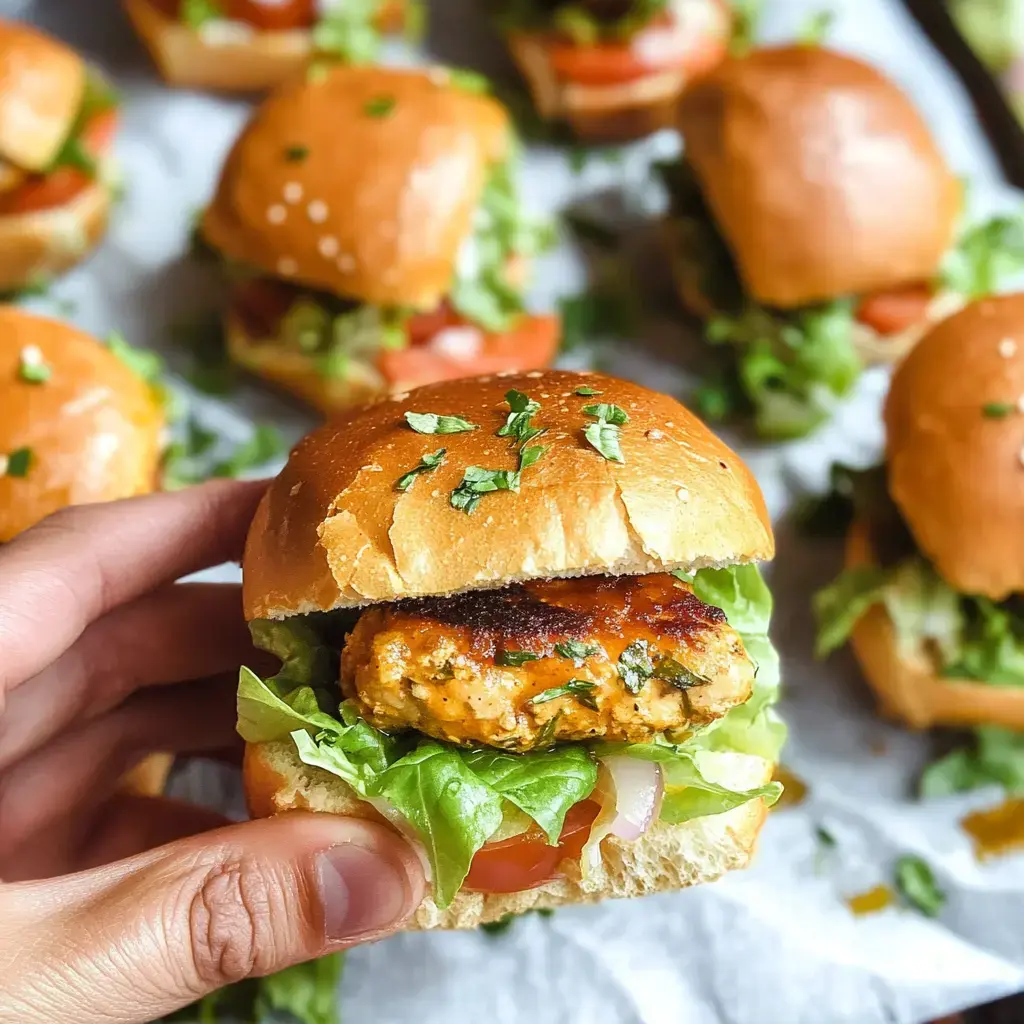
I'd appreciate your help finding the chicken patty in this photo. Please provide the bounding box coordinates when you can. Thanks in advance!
[340,573,754,752]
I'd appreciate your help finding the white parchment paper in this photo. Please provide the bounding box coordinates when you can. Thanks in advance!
[9,0,1024,1020]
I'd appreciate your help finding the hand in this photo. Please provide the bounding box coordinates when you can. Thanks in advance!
[0,482,424,1024]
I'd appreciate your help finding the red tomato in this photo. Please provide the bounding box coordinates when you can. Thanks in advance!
[0,168,92,215]
[463,800,601,895]
[230,277,302,336]
[223,0,317,31]
[546,1,730,86]
[378,313,560,390]
[855,283,934,336]
[405,302,465,347]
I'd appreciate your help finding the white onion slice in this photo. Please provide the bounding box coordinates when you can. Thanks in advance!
[599,756,664,842]
[365,796,433,882]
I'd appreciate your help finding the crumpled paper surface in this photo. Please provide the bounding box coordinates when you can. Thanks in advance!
[10,0,1024,1020]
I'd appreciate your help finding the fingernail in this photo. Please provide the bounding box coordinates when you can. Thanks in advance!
[316,842,414,942]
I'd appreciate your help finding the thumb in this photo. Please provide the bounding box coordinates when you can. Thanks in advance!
[0,811,425,1024]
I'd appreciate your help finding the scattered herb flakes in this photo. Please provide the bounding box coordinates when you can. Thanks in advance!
[575,385,601,396]
[528,678,599,711]
[364,95,397,118]
[983,401,1015,418]
[618,640,654,694]
[652,656,710,689]
[4,447,33,478]
[554,640,600,663]
[18,348,51,384]
[405,411,478,435]
[815,825,837,849]
[284,144,309,162]
[106,331,164,384]
[497,389,543,446]
[894,855,945,918]
[582,402,628,425]
[396,448,446,493]
[584,417,624,464]
[450,465,519,514]
[446,68,491,94]
[518,443,548,471]
[480,915,515,936]
[497,650,540,667]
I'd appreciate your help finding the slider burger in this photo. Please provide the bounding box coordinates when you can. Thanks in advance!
[815,294,1024,731]
[496,0,733,141]
[0,307,168,793]
[237,369,785,928]
[201,66,559,415]
[0,20,119,293]
[124,0,417,92]
[664,45,1020,439]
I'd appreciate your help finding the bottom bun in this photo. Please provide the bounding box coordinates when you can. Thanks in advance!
[846,522,1024,729]
[0,183,108,292]
[245,738,772,930]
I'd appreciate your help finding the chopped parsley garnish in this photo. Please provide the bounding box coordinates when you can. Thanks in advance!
[106,331,164,384]
[894,855,945,918]
[582,402,628,425]
[528,679,599,711]
[652,656,711,689]
[583,406,625,464]
[554,640,600,663]
[450,466,520,514]
[496,650,540,667]
[816,825,837,849]
[5,447,33,478]
[498,389,544,446]
[396,448,446,492]
[575,386,601,396]
[284,145,309,162]
[405,411,478,435]
[518,443,548,471]
[364,95,397,118]
[983,402,1015,418]
[446,68,491,94]
[618,640,653,694]
[18,350,51,384]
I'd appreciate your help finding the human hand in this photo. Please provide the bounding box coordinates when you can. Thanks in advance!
[0,482,424,1024]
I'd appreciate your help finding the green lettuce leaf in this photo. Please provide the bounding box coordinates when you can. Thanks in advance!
[813,566,889,657]
[691,563,772,635]
[922,727,1024,797]
[950,0,1021,71]
[941,211,1024,300]
[944,597,1024,685]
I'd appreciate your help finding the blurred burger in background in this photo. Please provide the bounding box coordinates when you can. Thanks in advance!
[200,65,559,415]
[0,306,169,793]
[494,0,734,140]
[124,0,422,92]
[663,43,1024,439]
[815,294,1024,735]
[0,20,119,294]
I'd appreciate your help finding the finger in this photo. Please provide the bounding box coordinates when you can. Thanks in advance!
[0,479,267,702]
[0,675,240,863]
[2,813,425,1024]
[0,583,258,770]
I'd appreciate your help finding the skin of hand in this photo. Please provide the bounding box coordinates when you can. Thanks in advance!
[0,480,425,1024]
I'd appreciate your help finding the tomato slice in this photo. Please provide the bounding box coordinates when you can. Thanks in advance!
[546,2,730,86]
[231,277,303,337]
[855,283,934,336]
[0,168,93,216]
[223,0,317,31]
[463,800,601,895]
[378,312,560,389]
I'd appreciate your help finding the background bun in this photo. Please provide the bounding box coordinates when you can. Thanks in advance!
[0,19,84,171]
[202,66,511,309]
[846,523,1024,729]
[884,294,1024,599]
[242,369,773,619]
[677,45,960,308]
[244,738,771,930]
[0,308,164,541]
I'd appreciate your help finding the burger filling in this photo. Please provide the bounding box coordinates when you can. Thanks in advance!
[158,0,422,61]
[238,564,784,908]
[660,160,1024,439]
[0,69,119,222]
[221,149,559,390]
[497,0,732,87]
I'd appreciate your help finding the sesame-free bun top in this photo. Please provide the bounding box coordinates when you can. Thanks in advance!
[202,66,511,310]
[242,370,774,619]
[0,308,165,542]
[677,45,960,309]
[884,295,1024,600]
[0,19,85,172]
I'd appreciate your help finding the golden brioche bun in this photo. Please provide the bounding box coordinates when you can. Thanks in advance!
[124,0,407,93]
[202,66,510,309]
[677,46,960,309]
[242,369,773,619]
[884,295,1024,600]
[0,19,84,172]
[244,737,772,930]
[0,179,109,292]
[0,308,165,541]
[846,523,1024,729]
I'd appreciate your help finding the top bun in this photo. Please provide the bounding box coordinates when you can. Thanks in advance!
[243,370,774,619]
[885,295,1024,599]
[0,308,165,542]
[0,19,85,172]
[202,66,511,310]
[677,45,960,309]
